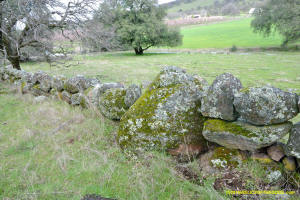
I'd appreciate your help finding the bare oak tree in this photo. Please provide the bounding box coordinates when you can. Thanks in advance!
[0,0,95,70]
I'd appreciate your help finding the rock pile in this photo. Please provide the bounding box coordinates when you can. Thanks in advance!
[1,65,299,173]
[0,65,142,121]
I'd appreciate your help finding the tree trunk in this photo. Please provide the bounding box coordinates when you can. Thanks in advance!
[7,55,21,70]
[134,46,144,55]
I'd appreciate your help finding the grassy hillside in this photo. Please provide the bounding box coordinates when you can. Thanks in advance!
[179,18,283,49]
[167,0,216,14]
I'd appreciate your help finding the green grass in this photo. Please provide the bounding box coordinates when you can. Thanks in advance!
[21,51,300,122]
[0,86,224,199]
[22,51,300,94]
[179,18,283,49]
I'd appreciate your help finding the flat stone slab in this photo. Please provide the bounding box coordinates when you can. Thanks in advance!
[202,119,292,151]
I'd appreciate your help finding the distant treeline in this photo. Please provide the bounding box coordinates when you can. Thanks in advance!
[163,0,267,17]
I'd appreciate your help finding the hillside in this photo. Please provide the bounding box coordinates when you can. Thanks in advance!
[179,18,283,49]
[164,0,264,18]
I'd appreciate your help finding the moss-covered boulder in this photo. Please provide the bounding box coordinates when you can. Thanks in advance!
[117,66,208,153]
[234,86,299,125]
[32,71,53,93]
[203,119,292,151]
[52,75,66,92]
[99,88,128,120]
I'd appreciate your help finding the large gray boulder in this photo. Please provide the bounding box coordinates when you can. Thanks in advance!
[234,87,299,125]
[52,75,66,92]
[71,93,88,108]
[200,73,242,121]
[125,84,142,108]
[202,119,292,151]
[64,75,88,94]
[285,123,300,159]
[118,66,208,153]
[20,71,33,83]
[32,71,53,92]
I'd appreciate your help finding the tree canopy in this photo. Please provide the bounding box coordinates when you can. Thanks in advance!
[251,0,300,46]
[95,0,182,55]
[0,0,94,69]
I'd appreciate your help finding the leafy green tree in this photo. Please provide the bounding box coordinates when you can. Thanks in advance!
[251,0,300,46]
[96,0,182,55]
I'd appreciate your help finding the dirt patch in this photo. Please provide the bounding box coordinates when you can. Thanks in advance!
[175,165,203,185]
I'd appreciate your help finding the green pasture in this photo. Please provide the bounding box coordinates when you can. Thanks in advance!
[179,18,283,49]
[22,51,300,94]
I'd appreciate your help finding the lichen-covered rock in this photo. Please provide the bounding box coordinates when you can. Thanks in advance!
[282,156,296,171]
[202,119,292,151]
[86,84,101,107]
[32,71,53,93]
[61,91,71,104]
[200,73,242,121]
[99,88,128,120]
[118,66,207,153]
[125,84,142,108]
[20,71,33,83]
[64,75,88,94]
[86,78,101,87]
[52,75,66,92]
[285,122,300,159]
[71,93,88,108]
[234,87,299,125]
[267,143,285,162]
[99,82,124,94]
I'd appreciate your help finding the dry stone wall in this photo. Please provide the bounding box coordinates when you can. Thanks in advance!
[1,65,300,171]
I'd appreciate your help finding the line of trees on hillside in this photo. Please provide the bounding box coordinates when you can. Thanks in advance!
[164,0,267,18]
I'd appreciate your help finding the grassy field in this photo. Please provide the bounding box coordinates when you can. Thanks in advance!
[22,51,300,94]
[179,18,283,49]
[0,85,224,200]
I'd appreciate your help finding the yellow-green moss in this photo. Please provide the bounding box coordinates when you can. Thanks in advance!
[84,87,93,96]
[204,119,257,138]
[210,147,241,168]
[239,87,250,93]
[118,84,206,152]
[99,88,127,119]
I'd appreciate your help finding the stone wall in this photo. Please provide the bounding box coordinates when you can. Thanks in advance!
[1,65,299,172]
